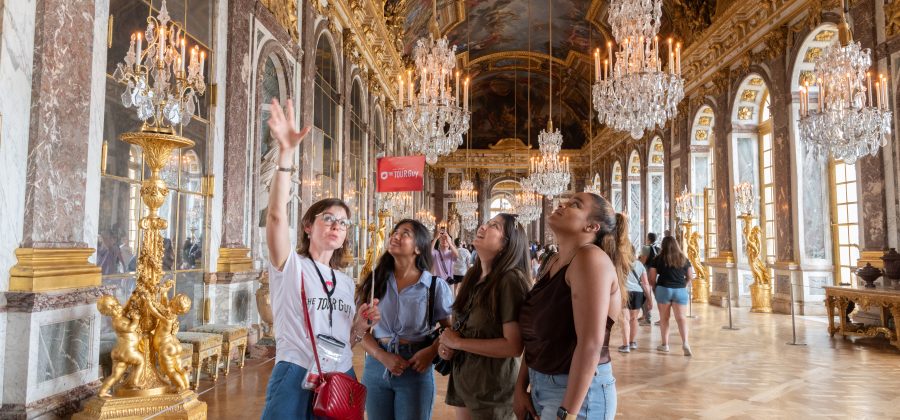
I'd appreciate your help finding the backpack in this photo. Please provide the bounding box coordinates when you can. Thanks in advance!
[645,244,660,268]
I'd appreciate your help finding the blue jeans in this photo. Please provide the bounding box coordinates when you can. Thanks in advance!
[530,363,616,420]
[260,361,356,420]
[362,345,435,420]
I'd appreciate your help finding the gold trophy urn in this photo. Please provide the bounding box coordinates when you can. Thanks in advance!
[77,1,208,417]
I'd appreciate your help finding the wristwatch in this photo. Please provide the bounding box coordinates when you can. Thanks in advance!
[557,407,576,420]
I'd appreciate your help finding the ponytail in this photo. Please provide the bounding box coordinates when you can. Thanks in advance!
[587,193,634,305]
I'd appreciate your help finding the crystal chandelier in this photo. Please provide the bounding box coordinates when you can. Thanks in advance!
[674,187,694,222]
[592,0,684,139]
[798,4,892,165]
[733,182,755,216]
[395,0,471,165]
[524,1,571,200]
[462,211,479,232]
[455,178,479,217]
[512,189,542,223]
[114,0,206,131]
[415,208,436,232]
[383,192,413,219]
[526,122,571,199]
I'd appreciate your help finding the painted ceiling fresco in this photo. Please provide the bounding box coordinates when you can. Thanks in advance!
[387,0,718,148]
[465,70,588,150]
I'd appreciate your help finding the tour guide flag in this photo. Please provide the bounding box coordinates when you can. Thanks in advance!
[377,155,425,192]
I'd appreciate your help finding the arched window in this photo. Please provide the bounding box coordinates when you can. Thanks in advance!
[689,106,716,258]
[314,34,340,199]
[647,137,666,243]
[792,24,858,285]
[490,180,520,219]
[611,161,623,212]
[627,151,642,248]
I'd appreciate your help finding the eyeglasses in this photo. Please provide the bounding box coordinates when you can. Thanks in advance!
[316,213,353,230]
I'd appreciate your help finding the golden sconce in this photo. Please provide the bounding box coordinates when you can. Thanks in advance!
[739,213,773,313]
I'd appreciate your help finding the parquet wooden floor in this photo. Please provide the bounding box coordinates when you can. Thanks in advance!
[192,303,900,419]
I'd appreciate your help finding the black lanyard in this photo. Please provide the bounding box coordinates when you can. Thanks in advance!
[311,261,337,328]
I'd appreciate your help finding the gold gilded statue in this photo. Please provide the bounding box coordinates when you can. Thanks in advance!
[96,296,145,398]
[146,285,192,393]
[740,214,772,313]
[687,230,710,302]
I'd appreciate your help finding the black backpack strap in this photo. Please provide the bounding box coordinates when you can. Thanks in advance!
[426,275,437,328]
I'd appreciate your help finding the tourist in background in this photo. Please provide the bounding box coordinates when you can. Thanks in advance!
[515,192,630,420]
[356,219,454,420]
[433,228,459,282]
[649,236,693,356]
[638,232,660,326]
[618,252,652,353]
[452,237,472,291]
[261,98,378,419]
[439,214,531,419]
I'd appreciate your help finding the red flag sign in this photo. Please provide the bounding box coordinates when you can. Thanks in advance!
[376,156,425,192]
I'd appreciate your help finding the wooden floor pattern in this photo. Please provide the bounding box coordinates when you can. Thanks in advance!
[190,304,900,419]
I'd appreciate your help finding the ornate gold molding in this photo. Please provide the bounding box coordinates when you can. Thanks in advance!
[217,247,254,273]
[9,248,102,292]
[260,0,299,42]
[887,0,900,38]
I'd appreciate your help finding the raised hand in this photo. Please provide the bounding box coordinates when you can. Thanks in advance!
[266,98,310,151]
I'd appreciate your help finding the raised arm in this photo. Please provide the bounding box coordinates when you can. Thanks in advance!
[265,98,310,270]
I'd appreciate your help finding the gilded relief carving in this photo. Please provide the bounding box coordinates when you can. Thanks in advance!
[695,129,709,140]
[737,106,753,120]
[698,116,712,125]
[814,30,836,42]
[749,77,764,86]
[803,47,823,62]
[887,0,900,37]
[741,89,758,102]
[260,0,299,41]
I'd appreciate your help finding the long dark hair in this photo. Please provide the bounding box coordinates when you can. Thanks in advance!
[658,236,689,268]
[453,214,531,319]
[355,219,433,305]
[585,193,633,303]
[297,198,351,269]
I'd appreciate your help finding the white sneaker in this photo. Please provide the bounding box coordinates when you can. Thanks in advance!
[630,341,638,349]
[683,345,693,356]
[617,345,631,353]
[657,344,669,352]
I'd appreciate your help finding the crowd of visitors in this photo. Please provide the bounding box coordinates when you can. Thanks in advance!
[260,99,694,419]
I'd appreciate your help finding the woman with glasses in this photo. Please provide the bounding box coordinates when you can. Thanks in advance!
[355,219,454,420]
[515,193,630,420]
[438,214,531,419]
[260,99,380,420]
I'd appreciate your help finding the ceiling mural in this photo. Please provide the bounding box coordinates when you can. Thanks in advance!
[386,0,721,150]
[466,70,587,150]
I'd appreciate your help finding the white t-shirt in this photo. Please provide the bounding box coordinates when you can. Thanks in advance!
[453,247,471,276]
[268,252,356,373]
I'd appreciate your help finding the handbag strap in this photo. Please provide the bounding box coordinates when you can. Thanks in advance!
[299,271,324,378]
[426,275,436,328]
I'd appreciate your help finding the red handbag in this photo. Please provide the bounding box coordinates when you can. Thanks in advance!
[300,272,367,420]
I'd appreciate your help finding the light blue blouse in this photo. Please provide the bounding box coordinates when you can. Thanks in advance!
[372,270,454,351]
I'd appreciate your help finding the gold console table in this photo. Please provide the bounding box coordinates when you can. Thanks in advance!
[825,284,900,350]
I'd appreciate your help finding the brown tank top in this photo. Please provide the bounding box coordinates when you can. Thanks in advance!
[519,263,615,375]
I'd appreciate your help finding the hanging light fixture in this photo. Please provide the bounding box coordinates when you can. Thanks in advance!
[415,208,436,231]
[114,0,206,129]
[584,27,604,196]
[395,0,471,165]
[798,0,892,164]
[524,0,571,199]
[592,0,684,139]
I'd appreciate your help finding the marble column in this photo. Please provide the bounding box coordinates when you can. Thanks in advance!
[217,0,256,274]
[707,91,737,307]
[4,0,111,417]
[852,0,890,266]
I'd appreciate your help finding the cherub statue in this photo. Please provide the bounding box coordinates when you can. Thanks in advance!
[146,288,192,392]
[97,296,145,398]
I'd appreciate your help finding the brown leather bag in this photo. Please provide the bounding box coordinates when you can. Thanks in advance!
[299,272,367,420]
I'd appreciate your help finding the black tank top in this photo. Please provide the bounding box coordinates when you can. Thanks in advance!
[519,263,615,375]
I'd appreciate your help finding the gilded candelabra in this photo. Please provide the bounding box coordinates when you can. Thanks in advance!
[739,213,773,313]
[359,208,391,282]
[77,1,207,417]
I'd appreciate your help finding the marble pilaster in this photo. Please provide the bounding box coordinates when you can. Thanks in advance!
[221,0,255,250]
[432,168,446,222]
[766,56,797,264]
[713,92,734,254]
[207,0,230,273]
